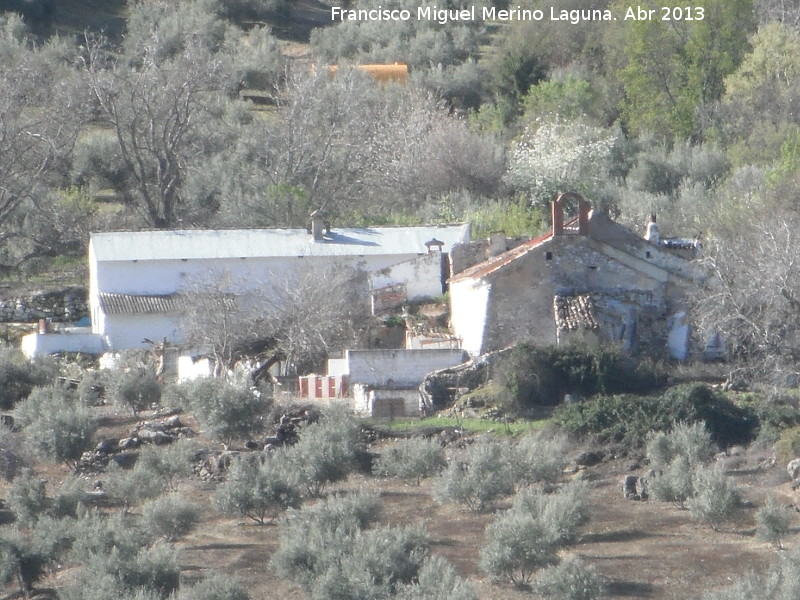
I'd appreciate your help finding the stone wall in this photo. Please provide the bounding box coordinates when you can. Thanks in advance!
[0,287,89,323]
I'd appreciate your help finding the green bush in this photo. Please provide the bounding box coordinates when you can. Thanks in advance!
[166,378,268,445]
[6,468,47,526]
[532,555,606,600]
[285,406,362,497]
[513,481,591,545]
[15,386,96,469]
[756,496,791,549]
[687,463,740,530]
[397,555,477,600]
[0,423,31,481]
[272,492,430,600]
[495,344,663,411]
[373,436,446,485]
[177,574,251,600]
[480,509,560,587]
[134,439,196,492]
[140,493,200,541]
[511,430,570,488]
[212,452,301,524]
[554,384,757,448]
[0,346,59,410]
[433,439,515,512]
[107,369,162,416]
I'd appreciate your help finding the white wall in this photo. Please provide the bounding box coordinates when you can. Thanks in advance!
[91,252,434,351]
[21,332,105,358]
[102,313,182,349]
[449,278,491,356]
[352,384,421,418]
[177,355,214,382]
[340,348,467,387]
[369,253,443,302]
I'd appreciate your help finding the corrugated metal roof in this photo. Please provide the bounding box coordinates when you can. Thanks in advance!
[98,293,188,315]
[90,225,471,263]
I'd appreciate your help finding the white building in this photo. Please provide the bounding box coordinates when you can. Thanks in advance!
[88,220,470,351]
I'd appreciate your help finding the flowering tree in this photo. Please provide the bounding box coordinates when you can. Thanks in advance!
[505,117,618,206]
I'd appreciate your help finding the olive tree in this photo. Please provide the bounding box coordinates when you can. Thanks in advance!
[212,452,300,524]
[433,439,515,512]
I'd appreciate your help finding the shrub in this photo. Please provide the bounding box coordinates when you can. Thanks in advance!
[134,439,196,491]
[286,406,361,497]
[177,574,251,600]
[167,378,268,445]
[433,439,515,512]
[0,346,58,410]
[106,369,162,416]
[495,344,662,411]
[774,426,800,464]
[480,509,560,587]
[273,493,428,600]
[0,528,50,598]
[397,555,478,600]
[140,493,200,541]
[76,369,106,406]
[756,496,791,548]
[554,384,756,448]
[373,436,446,485]
[532,555,606,600]
[514,480,591,545]
[15,386,96,469]
[647,422,717,507]
[52,476,86,519]
[5,468,47,526]
[104,461,168,513]
[0,423,31,481]
[212,452,301,524]
[648,455,696,507]
[688,463,740,530]
[511,430,570,488]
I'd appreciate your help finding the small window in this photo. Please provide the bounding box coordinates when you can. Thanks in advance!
[545,251,553,260]
[646,251,652,258]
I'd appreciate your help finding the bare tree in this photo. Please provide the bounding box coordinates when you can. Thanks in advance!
[694,207,800,383]
[180,272,266,377]
[263,262,371,376]
[0,16,88,266]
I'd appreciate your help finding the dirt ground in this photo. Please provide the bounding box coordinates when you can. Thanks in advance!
[10,410,799,600]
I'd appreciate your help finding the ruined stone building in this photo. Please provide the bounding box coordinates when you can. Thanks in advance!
[449,193,702,358]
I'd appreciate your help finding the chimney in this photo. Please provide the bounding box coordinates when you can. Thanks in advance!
[644,213,659,244]
[551,199,564,236]
[488,232,507,256]
[310,211,324,242]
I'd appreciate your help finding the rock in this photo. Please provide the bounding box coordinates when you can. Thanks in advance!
[787,458,800,481]
[164,415,182,429]
[118,437,139,450]
[138,429,172,445]
[576,451,604,467]
[95,440,116,454]
[622,475,640,500]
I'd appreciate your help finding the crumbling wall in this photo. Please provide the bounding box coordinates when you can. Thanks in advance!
[0,287,88,323]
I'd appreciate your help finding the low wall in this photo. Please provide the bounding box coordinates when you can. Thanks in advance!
[353,384,421,418]
[0,287,88,323]
[21,331,104,358]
